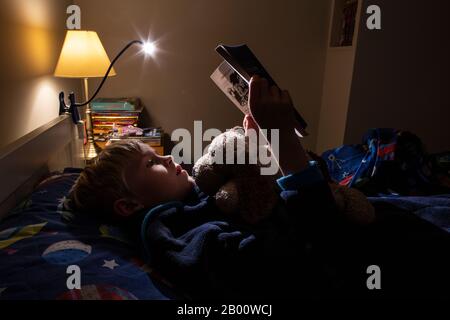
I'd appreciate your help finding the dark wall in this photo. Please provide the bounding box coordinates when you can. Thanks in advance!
[345,0,450,152]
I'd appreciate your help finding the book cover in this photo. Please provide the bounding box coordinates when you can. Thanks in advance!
[93,121,138,126]
[91,110,143,117]
[91,97,142,112]
[211,44,308,132]
[92,116,139,121]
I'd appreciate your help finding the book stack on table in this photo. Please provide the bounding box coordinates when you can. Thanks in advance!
[91,97,143,138]
[91,98,165,155]
[108,127,164,155]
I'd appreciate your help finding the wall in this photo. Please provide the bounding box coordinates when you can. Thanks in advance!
[316,47,357,153]
[74,0,331,154]
[0,0,82,150]
[316,0,362,153]
[345,0,450,153]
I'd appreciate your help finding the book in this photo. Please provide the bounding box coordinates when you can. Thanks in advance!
[108,138,162,147]
[92,115,139,119]
[93,128,113,135]
[90,97,144,141]
[91,97,142,112]
[108,132,162,146]
[210,44,308,132]
[93,121,138,126]
[91,111,143,117]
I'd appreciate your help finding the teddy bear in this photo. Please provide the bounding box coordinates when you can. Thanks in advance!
[192,126,280,224]
[192,126,375,225]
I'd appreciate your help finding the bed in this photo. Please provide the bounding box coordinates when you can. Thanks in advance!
[0,115,177,300]
[0,116,449,299]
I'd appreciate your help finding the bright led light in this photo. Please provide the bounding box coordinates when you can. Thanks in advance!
[142,42,156,55]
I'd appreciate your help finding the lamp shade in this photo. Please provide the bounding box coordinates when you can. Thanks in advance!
[54,30,116,78]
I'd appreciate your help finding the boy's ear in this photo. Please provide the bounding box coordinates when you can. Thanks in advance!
[114,198,144,218]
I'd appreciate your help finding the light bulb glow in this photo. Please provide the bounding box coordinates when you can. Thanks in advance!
[142,42,156,55]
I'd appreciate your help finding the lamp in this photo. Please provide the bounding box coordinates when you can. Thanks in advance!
[54,30,154,160]
[54,30,117,78]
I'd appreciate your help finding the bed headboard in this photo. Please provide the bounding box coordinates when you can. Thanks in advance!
[0,114,85,219]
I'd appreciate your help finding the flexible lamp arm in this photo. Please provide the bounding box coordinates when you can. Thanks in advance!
[75,40,143,107]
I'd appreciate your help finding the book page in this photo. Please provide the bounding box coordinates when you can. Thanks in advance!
[214,44,308,132]
[210,61,250,115]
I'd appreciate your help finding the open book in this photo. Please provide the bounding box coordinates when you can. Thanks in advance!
[210,44,308,133]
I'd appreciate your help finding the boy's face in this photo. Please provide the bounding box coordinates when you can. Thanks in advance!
[124,144,195,208]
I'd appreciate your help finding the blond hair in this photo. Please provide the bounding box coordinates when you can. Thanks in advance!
[68,140,146,222]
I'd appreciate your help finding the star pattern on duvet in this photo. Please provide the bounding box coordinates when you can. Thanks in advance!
[102,259,119,270]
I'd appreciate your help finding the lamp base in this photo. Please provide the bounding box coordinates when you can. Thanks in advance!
[81,78,103,163]
[83,136,102,163]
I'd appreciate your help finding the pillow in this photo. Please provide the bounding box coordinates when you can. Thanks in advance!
[0,168,176,300]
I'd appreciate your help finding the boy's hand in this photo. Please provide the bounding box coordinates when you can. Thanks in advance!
[248,75,309,175]
[243,114,259,136]
[248,75,298,133]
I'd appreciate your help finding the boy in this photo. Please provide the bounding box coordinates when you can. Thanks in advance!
[70,76,345,298]
[69,76,449,299]
[70,75,321,223]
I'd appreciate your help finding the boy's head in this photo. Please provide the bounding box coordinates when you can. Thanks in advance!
[69,140,195,222]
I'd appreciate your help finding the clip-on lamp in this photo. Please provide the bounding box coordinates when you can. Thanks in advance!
[55,33,155,159]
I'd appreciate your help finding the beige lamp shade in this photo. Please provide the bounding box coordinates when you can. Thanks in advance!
[54,30,116,78]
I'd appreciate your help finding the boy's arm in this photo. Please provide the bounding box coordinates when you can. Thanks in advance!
[247,75,309,176]
[247,76,339,229]
[276,162,339,235]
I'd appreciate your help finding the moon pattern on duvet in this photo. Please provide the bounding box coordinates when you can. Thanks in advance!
[42,240,92,265]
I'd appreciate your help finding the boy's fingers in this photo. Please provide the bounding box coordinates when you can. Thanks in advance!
[281,90,307,136]
[270,85,281,100]
[243,115,248,129]
[250,76,270,105]
[249,76,262,108]
[259,77,269,96]
[244,119,260,137]
[247,115,259,132]
[281,90,293,105]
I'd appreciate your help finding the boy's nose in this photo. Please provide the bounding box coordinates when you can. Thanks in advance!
[163,155,174,167]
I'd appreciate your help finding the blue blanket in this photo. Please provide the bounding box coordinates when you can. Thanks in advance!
[139,197,285,299]
[137,183,344,299]
[140,188,450,299]
[368,194,450,233]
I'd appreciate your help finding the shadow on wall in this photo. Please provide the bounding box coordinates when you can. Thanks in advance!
[0,0,81,149]
[344,0,450,153]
